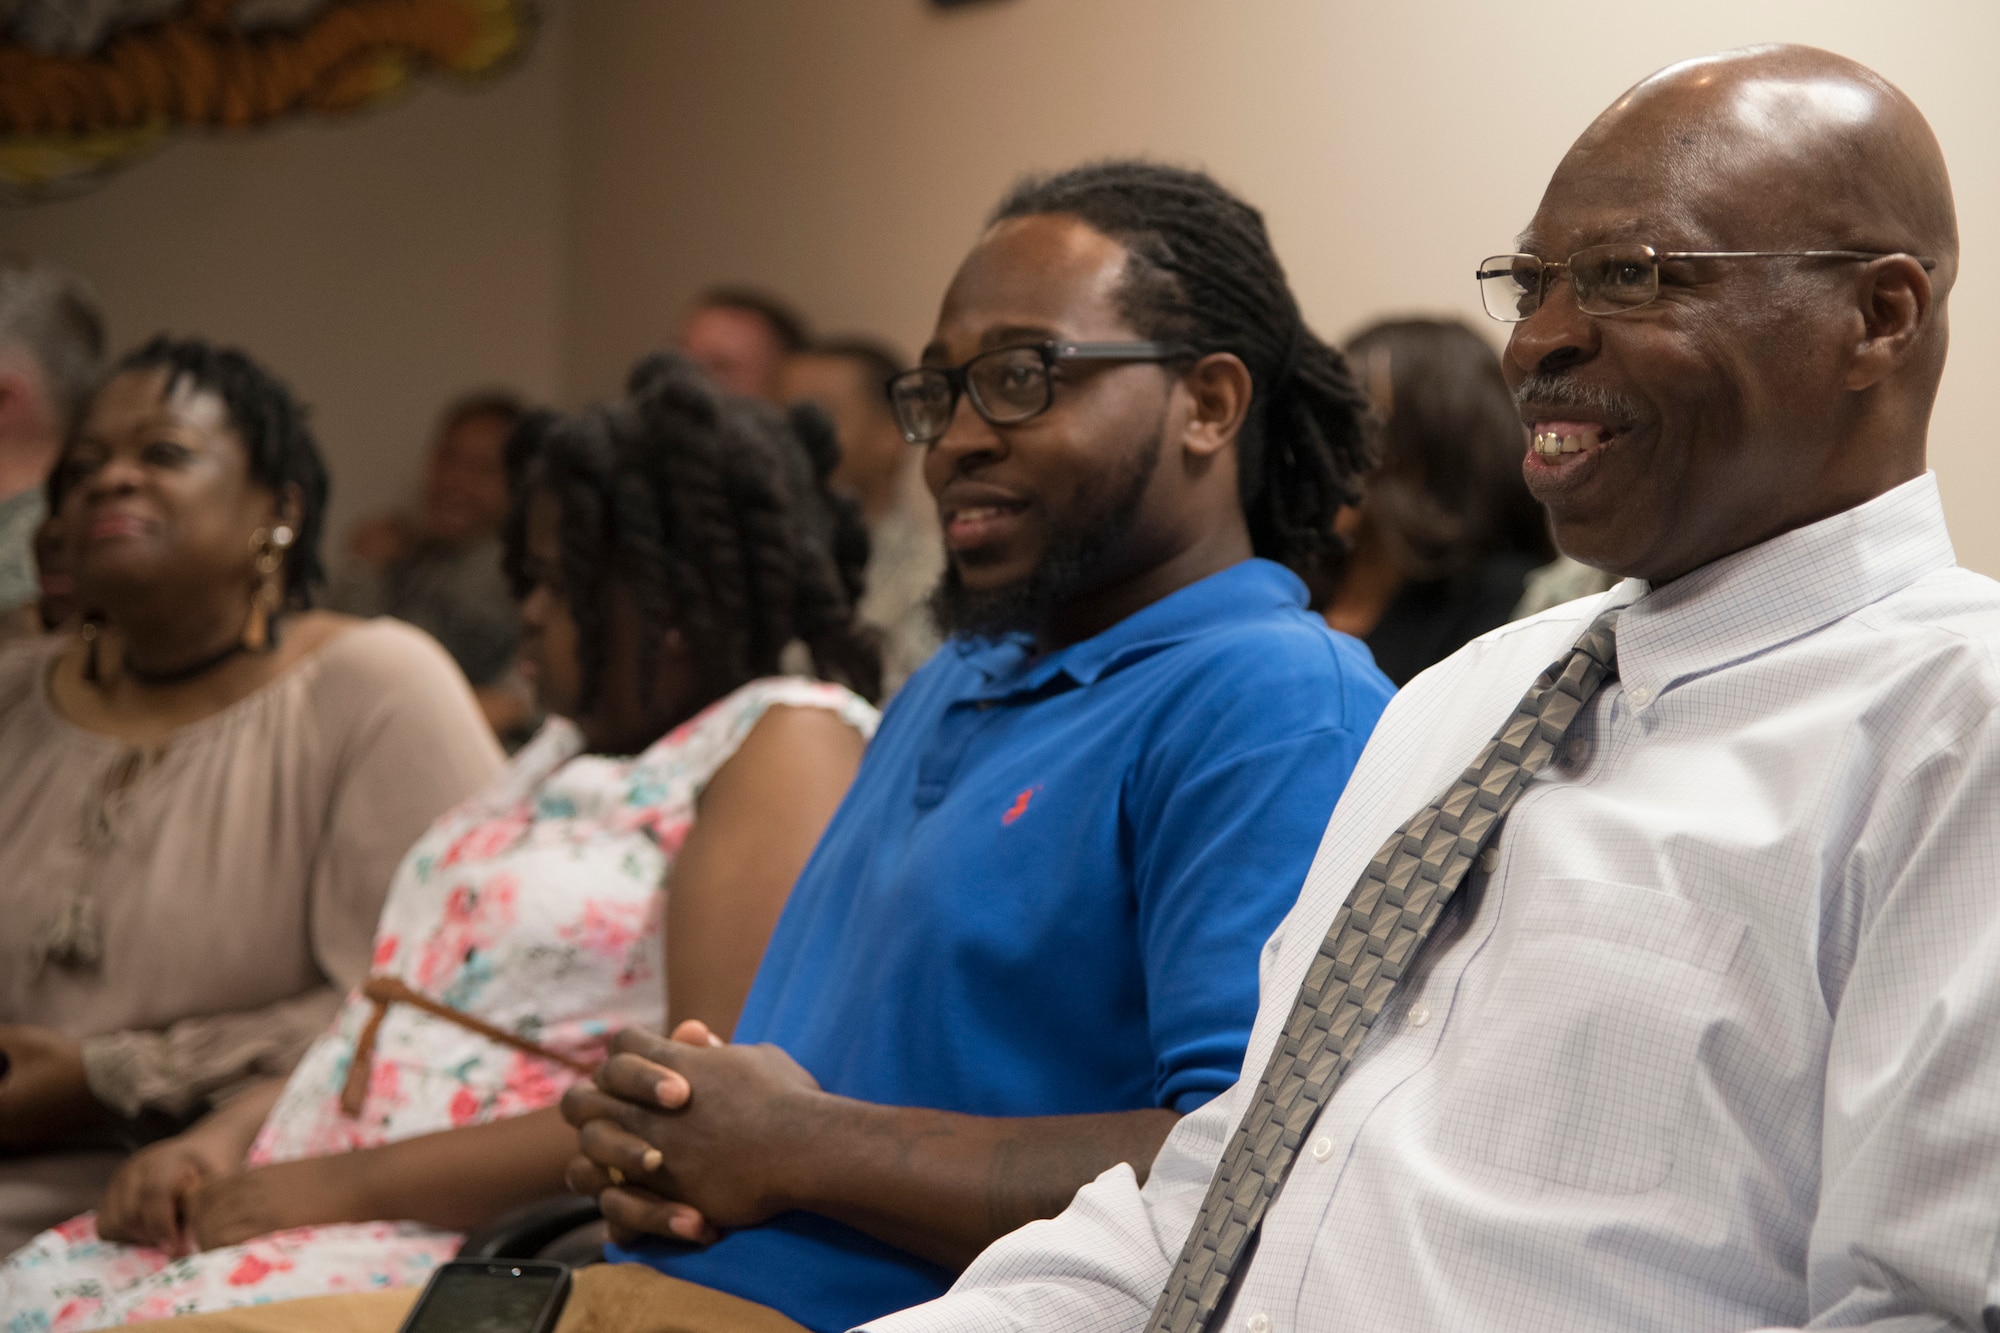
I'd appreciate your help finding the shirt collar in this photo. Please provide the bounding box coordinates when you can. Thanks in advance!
[1616,472,1956,708]
[949,558,1311,700]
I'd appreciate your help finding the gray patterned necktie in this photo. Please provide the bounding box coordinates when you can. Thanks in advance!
[1147,606,1621,1333]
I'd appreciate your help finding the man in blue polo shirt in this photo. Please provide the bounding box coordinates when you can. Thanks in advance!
[559,162,1395,1332]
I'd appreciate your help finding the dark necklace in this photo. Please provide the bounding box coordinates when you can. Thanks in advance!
[123,638,251,688]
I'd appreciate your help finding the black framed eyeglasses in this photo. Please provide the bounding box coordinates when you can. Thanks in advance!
[884,340,1186,445]
[1476,243,1938,322]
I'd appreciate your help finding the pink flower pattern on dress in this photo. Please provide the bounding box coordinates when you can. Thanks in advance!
[411,873,520,996]
[436,811,531,869]
[446,1086,482,1127]
[492,1050,566,1120]
[562,895,652,965]
[0,678,876,1330]
[224,1252,291,1287]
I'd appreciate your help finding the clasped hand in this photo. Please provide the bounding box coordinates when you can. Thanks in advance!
[560,1020,821,1245]
[98,1139,359,1257]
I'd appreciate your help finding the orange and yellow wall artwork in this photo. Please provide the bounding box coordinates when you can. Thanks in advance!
[0,0,533,201]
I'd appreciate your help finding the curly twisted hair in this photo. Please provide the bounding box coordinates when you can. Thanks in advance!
[52,334,329,606]
[991,161,1379,575]
[504,352,881,715]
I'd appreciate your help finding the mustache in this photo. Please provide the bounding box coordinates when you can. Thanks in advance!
[1513,374,1645,429]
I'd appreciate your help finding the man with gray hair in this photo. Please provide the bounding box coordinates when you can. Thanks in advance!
[874,45,2000,1333]
[0,257,104,639]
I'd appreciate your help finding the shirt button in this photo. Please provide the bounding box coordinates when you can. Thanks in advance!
[1562,736,1592,768]
[1408,1003,1431,1028]
[1627,686,1652,709]
[1310,1136,1334,1163]
[1246,1314,1271,1333]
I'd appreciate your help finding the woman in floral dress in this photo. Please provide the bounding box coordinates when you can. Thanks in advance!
[0,354,886,1328]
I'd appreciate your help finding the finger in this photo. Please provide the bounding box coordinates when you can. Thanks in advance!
[138,1166,193,1255]
[563,1083,683,1142]
[564,1080,680,1144]
[568,1107,677,1167]
[577,1119,667,1183]
[186,1190,245,1254]
[180,1187,213,1252]
[670,1019,723,1048]
[99,1161,169,1251]
[564,1153,614,1199]
[96,1192,133,1245]
[168,1166,213,1257]
[559,1079,617,1128]
[606,1027,680,1064]
[98,1162,142,1242]
[596,1052,690,1110]
[564,1085,634,1124]
[597,1186,717,1245]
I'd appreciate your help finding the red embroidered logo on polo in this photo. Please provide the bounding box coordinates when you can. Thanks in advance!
[1001,786,1041,826]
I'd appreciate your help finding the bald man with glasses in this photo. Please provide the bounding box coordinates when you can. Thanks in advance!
[877,45,2000,1333]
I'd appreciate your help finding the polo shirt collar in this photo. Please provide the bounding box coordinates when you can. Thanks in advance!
[1615,472,1956,709]
[949,558,1311,701]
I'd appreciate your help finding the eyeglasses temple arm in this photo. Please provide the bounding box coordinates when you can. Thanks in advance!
[1658,249,1939,270]
[1052,341,1187,360]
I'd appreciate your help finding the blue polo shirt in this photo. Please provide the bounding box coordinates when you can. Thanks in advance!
[611,558,1393,1330]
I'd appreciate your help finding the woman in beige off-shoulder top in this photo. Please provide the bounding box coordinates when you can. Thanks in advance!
[0,338,500,1253]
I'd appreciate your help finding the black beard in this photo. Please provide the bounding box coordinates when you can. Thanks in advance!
[929,429,1163,644]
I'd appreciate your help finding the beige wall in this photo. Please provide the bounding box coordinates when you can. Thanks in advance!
[0,5,572,562]
[3,0,1994,573]
[565,0,2000,572]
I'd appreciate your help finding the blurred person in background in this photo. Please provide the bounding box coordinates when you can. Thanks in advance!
[1512,548,1619,619]
[332,392,533,741]
[781,336,944,692]
[0,352,881,1324]
[1315,318,1554,684]
[0,257,104,644]
[678,285,810,402]
[1511,548,1619,618]
[0,337,502,1255]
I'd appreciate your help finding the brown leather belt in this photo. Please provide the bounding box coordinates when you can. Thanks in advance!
[340,975,596,1118]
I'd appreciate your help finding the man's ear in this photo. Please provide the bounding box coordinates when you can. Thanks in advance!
[1179,352,1254,460]
[1845,255,1933,391]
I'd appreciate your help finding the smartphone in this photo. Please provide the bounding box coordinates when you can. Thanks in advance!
[395,1260,571,1333]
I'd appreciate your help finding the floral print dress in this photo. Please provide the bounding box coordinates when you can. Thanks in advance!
[0,677,877,1331]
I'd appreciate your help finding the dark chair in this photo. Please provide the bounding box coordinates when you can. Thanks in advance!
[458,1196,607,1265]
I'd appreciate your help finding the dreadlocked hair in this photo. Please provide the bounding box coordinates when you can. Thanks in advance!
[991,161,1379,575]
[63,335,330,605]
[505,352,881,717]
